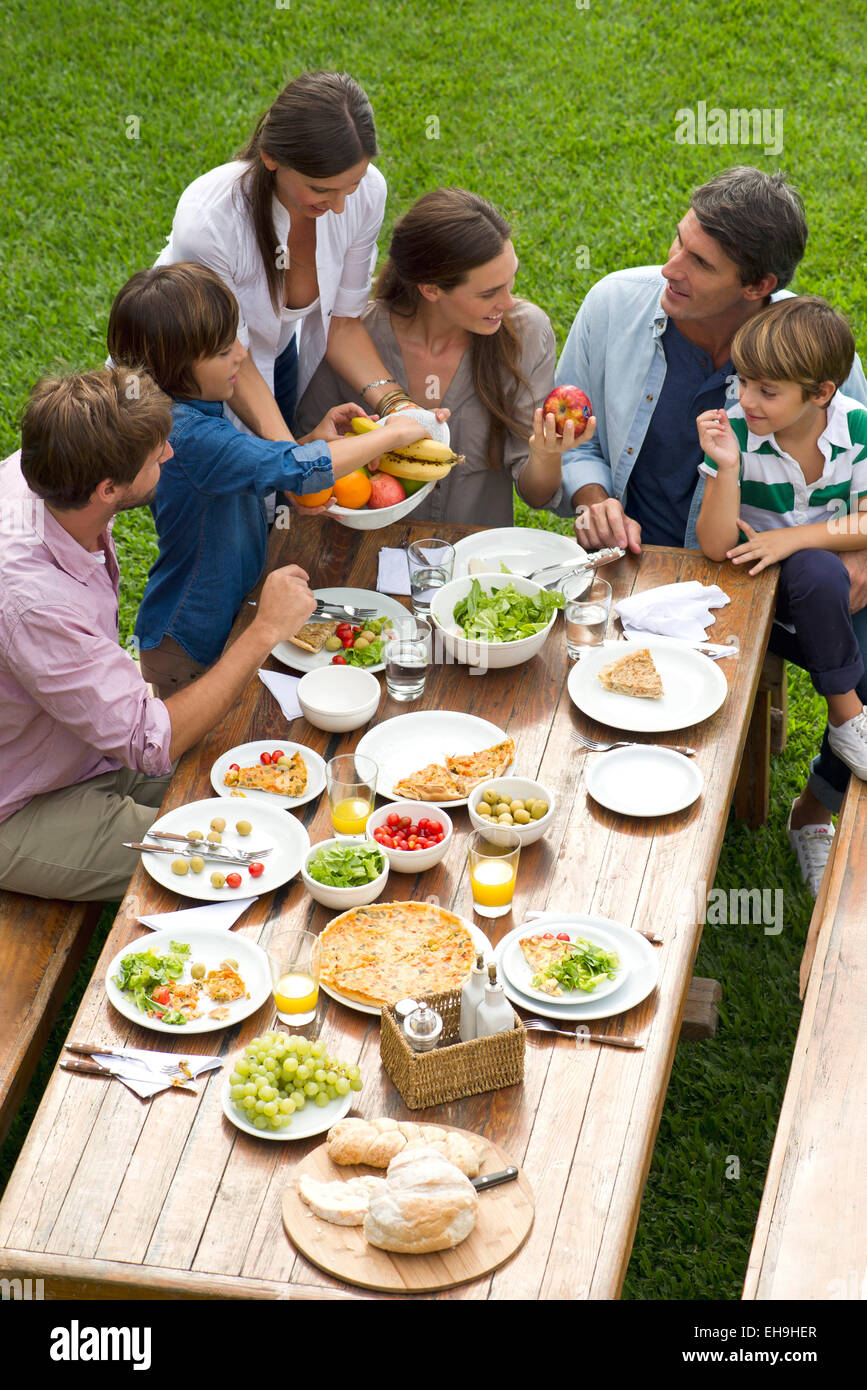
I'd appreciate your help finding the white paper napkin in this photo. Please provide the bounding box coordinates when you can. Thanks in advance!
[137,898,257,933]
[615,581,731,645]
[377,547,412,595]
[258,667,303,720]
[91,1049,222,1100]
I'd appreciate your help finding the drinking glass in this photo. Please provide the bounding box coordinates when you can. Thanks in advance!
[326,754,378,839]
[467,829,521,919]
[563,575,612,659]
[268,928,321,1026]
[407,539,455,616]
[383,616,432,702]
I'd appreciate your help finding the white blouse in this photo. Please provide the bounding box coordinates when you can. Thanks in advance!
[154,159,387,402]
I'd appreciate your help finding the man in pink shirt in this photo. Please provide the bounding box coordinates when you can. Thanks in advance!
[0,368,317,900]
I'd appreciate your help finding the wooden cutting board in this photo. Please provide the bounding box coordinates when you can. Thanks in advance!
[282,1126,534,1293]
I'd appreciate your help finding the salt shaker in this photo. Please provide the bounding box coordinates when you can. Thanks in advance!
[404,1000,443,1052]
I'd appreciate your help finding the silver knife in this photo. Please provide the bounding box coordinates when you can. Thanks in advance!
[124,842,264,867]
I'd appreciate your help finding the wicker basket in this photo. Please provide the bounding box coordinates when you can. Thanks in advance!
[380,988,525,1110]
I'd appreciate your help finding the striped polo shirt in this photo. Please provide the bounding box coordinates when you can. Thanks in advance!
[699,390,867,532]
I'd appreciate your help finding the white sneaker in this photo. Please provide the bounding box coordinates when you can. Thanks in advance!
[827,707,867,779]
[786,802,834,898]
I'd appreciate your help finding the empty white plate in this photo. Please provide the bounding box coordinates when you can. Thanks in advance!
[585,745,703,817]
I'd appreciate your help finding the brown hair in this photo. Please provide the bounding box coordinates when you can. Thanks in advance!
[690,167,808,291]
[236,71,378,312]
[375,188,529,470]
[20,368,172,510]
[107,263,238,398]
[732,295,855,397]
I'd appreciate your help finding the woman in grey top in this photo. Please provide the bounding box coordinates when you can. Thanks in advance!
[295,189,580,527]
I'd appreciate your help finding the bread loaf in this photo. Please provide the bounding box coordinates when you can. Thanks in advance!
[326,1117,487,1176]
[297,1173,386,1226]
[363,1145,478,1254]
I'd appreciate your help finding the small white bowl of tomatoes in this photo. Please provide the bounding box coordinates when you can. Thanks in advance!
[366,801,453,873]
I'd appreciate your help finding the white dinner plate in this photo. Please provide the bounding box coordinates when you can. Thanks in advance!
[501,920,630,1004]
[319,921,494,1016]
[354,710,513,807]
[452,527,587,579]
[271,589,412,673]
[585,746,704,817]
[106,927,272,1036]
[567,638,728,732]
[140,797,310,903]
[494,912,659,1021]
[210,740,326,810]
[221,1076,353,1141]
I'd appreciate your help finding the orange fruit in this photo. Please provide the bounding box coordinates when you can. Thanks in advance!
[332,470,372,509]
[290,486,334,508]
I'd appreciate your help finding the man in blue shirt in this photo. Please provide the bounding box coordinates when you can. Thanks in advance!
[555,166,867,896]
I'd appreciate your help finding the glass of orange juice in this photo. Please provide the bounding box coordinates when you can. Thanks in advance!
[467,829,521,919]
[326,754,378,840]
[268,928,321,1026]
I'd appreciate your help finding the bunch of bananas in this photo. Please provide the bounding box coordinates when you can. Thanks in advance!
[349,415,464,481]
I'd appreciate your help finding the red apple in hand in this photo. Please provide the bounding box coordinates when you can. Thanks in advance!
[542,385,593,438]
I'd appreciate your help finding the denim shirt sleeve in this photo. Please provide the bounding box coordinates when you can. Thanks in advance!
[171,407,334,497]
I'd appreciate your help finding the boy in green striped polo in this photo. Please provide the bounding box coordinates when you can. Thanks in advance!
[696,296,867,887]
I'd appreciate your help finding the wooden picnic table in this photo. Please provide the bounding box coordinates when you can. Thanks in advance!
[0,519,777,1300]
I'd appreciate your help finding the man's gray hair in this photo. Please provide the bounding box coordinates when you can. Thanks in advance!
[690,166,808,292]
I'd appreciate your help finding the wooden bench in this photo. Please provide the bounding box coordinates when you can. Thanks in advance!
[742,775,867,1299]
[734,652,787,828]
[0,892,103,1144]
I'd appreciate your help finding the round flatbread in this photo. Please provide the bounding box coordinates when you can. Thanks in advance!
[320,901,475,1008]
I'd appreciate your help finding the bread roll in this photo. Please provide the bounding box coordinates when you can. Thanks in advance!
[326,1117,487,1176]
[363,1146,478,1254]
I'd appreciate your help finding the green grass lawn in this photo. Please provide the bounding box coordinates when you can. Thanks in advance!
[2,0,863,1299]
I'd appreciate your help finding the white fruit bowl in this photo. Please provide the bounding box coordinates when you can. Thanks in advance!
[364,801,454,873]
[327,479,436,531]
[430,573,559,671]
[467,777,555,847]
[300,838,389,909]
[297,666,381,733]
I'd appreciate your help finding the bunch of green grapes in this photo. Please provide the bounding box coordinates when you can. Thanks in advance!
[228,1030,363,1132]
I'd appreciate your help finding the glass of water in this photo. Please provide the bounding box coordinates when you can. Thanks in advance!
[406,539,455,616]
[384,616,432,702]
[563,575,612,659]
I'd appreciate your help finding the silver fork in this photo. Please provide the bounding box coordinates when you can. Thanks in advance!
[571,730,696,756]
[313,601,377,619]
[145,832,273,861]
[523,1020,643,1049]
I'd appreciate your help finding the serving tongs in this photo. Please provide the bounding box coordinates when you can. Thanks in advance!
[528,547,625,589]
[124,842,270,867]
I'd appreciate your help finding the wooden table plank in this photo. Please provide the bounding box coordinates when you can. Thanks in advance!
[0,518,777,1299]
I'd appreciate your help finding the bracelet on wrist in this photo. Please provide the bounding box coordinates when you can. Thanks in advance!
[360,377,398,398]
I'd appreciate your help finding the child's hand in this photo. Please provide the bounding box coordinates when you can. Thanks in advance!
[378,414,432,450]
[308,402,372,443]
[529,408,597,455]
[697,409,740,473]
[727,521,797,574]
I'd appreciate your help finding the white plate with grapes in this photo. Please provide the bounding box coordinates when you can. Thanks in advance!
[221,1031,363,1140]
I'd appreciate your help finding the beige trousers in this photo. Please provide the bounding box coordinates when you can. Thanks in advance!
[0,767,173,902]
[139,635,207,701]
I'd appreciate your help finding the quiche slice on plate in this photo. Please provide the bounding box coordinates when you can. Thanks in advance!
[225,751,308,797]
[444,737,516,795]
[287,619,339,654]
[597,648,664,699]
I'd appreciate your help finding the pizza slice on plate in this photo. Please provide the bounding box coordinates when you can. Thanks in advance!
[444,737,516,795]
[597,648,663,699]
[287,619,339,654]
[225,751,308,797]
[392,763,463,802]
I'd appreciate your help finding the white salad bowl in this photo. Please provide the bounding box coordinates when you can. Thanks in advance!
[467,776,556,847]
[300,838,389,909]
[430,573,560,671]
[364,801,454,873]
[296,665,381,733]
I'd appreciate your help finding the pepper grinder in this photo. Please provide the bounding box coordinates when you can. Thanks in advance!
[404,1000,443,1052]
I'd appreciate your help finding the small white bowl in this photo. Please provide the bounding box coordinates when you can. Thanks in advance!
[297,665,381,733]
[467,777,555,846]
[300,837,389,909]
[365,801,454,873]
[327,479,437,530]
[430,573,559,671]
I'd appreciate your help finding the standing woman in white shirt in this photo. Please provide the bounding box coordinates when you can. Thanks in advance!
[155,70,430,440]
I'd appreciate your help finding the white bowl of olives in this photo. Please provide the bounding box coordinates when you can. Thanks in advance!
[467,777,555,846]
